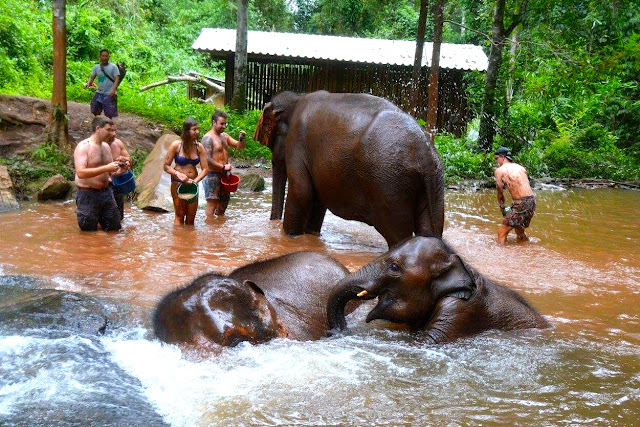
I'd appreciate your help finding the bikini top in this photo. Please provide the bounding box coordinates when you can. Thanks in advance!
[174,142,200,166]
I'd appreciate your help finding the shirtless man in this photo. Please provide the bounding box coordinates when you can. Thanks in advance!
[200,110,245,220]
[74,116,124,231]
[106,124,131,221]
[494,146,536,244]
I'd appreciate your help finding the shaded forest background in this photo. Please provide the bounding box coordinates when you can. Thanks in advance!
[0,0,638,181]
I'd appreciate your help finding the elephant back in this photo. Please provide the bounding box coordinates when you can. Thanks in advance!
[229,251,349,340]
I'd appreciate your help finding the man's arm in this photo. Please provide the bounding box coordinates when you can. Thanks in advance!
[495,169,506,213]
[109,74,120,97]
[116,140,130,162]
[226,131,246,150]
[84,67,96,88]
[74,143,119,179]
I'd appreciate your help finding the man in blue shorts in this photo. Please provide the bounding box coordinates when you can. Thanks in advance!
[85,49,120,119]
[201,110,246,220]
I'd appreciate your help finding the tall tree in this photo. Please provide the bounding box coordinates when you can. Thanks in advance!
[410,0,429,117]
[230,0,248,111]
[426,0,445,135]
[50,0,69,150]
[478,0,528,151]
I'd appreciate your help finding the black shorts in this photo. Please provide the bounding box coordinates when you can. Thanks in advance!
[76,186,122,231]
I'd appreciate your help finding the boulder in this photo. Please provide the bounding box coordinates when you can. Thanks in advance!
[134,133,178,212]
[0,164,19,212]
[37,174,71,201]
[239,173,265,192]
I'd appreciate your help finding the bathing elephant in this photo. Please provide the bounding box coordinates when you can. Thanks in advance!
[327,237,550,344]
[153,251,350,347]
[253,90,445,248]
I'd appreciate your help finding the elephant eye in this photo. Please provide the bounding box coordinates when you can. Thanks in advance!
[389,262,400,273]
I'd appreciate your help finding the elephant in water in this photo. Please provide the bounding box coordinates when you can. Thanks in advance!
[327,237,550,343]
[153,251,350,347]
[253,90,445,248]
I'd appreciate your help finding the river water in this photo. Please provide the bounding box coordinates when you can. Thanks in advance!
[0,183,638,425]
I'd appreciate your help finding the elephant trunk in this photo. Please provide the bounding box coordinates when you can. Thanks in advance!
[326,268,379,334]
[270,134,287,220]
[326,283,362,333]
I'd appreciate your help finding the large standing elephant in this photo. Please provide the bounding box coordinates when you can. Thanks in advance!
[153,251,350,347]
[327,237,550,343]
[253,91,445,248]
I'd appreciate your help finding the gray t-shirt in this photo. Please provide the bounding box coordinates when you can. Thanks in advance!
[91,63,120,94]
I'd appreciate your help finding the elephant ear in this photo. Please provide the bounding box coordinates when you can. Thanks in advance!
[243,280,266,296]
[430,255,476,301]
[253,102,285,148]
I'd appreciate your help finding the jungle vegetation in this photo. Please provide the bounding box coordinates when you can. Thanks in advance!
[0,0,638,181]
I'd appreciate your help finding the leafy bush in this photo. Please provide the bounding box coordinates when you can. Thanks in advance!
[434,134,493,182]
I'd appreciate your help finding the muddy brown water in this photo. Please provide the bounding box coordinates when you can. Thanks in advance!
[1,184,638,425]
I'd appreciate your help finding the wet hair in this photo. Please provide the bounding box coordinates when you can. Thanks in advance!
[91,116,113,132]
[180,117,199,150]
[100,49,110,55]
[212,109,228,124]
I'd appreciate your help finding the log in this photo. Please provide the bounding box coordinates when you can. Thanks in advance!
[139,75,225,93]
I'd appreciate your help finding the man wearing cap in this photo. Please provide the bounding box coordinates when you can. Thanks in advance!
[494,146,536,244]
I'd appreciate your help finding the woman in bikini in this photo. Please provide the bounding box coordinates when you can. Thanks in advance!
[164,118,209,225]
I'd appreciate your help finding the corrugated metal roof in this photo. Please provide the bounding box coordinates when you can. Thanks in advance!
[192,28,488,72]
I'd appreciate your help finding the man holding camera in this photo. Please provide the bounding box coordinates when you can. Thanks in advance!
[73,116,125,231]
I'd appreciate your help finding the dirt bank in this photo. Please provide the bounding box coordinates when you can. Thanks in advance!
[0,94,272,180]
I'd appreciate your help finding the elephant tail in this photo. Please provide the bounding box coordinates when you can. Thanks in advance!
[416,140,445,238]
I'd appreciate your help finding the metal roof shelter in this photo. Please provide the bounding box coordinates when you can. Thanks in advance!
[193,28,488,135]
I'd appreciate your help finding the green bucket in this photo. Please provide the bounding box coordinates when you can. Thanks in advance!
[176,182,199,204]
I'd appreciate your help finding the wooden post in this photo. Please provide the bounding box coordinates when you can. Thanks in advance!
[411,0,429,117]
[230,0,248,111]
[426,0,445,136]
[225,53,235,106]
[51,0,69,151]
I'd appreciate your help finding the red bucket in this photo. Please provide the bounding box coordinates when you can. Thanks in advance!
[221,173,241,192]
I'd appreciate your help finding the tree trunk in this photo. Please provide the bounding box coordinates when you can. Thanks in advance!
[410,0,429,117]
[478,0,528,151]
[50,0,69,151]
[426,0,445,135]
[230,0,248,112]
[506,29,518,105]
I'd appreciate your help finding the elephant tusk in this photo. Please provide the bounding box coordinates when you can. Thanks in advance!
[357,290,368,297]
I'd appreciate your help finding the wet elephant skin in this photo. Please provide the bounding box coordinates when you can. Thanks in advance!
[254,90,445,248]
[154,251,350,347]
[327,237,550,344]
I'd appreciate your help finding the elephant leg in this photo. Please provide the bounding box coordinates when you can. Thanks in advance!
[304,196,326,235]
[283,171,314,236]
[374,209,415,248]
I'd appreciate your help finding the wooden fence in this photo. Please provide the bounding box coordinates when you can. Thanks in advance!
[223,56,469,136]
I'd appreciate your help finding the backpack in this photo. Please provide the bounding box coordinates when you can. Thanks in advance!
[101,62,127,86]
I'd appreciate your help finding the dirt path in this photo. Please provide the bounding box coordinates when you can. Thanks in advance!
[0,94,169,156]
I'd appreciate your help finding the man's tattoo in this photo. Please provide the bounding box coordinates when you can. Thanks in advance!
[201,135,213,151]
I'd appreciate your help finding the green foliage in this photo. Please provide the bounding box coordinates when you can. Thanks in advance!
[434,134,493,182]
[30,142,70,167]
[0,142,74,195]
[129,148,148,177]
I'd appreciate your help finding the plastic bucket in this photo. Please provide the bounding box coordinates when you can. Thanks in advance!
[112,170,135,194]
[221,174,241,193]
[177,182,199,203]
